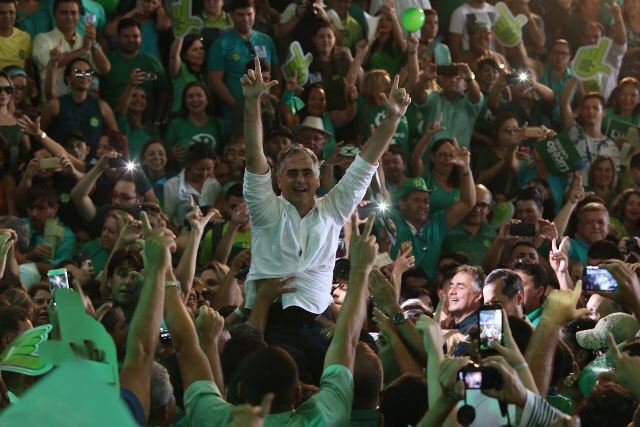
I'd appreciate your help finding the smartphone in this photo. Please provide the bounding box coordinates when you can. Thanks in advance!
[583,266,618,292]
[506,72,529,85]
[458,364,503,390]
[478,304,503,352]
[524,127,546,139]
[358,202,378,221]
[39,157,61,170]
[437,65,459,77]
[509,222,536,237]
[517,145,531,156]
[47,268,69,293]
[84,12,96,26]
[159,319,171,344]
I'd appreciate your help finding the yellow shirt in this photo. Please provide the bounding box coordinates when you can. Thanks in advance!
[0,27,31,69]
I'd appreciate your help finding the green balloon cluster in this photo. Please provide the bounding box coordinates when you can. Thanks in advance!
[401,7,425,33]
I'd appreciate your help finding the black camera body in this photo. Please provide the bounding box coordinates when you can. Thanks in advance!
[458,364,503,390]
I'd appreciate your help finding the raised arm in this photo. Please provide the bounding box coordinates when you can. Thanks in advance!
[360,76,411,165]
[119,212,174,420]
[445,144,476,228]
[324,214,377,371]
[69,154,111,222]
[242,56,278,175]
[168,36,184,77]
[559,77,578,132]
[611,1,627,46]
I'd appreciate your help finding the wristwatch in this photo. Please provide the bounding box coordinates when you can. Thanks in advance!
[390,310,407,325]
[466,72,476,82]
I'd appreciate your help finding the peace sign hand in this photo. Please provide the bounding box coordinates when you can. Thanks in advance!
[241,56,279,100]
[348,212,378,271]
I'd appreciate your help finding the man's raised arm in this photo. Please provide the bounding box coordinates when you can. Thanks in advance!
[242,56,278,175]
[360,75,411,165]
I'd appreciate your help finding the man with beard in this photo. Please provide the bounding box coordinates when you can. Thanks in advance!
[441,184,495,266]
[101,18,168,123]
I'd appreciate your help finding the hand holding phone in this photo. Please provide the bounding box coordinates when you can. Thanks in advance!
[583,266,618,292]
[458,364,503,390]
[478,304,504,352]
[509,222,536,237]
[47,268,69,293]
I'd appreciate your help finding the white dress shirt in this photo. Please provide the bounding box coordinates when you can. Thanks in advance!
[164,170,221,229]
[243,154,377,314]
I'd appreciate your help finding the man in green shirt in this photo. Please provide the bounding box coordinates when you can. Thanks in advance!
[513,261,549,327]
[327,0,363,53]
[389,145,476,281]
[441,184,495,267]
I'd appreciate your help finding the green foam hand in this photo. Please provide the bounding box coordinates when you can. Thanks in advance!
[166,0,203,37]
[492,1,528,47]
[571,37,612,80]
[0,324,53,376]
[282,41,313,85]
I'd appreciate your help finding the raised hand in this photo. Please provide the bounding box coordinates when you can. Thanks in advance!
[493,1,528,47]
[0,231,15,279]
[487,309,528,368]
[606,332,640,396]
[543,279,590,326]
[254,277,296,304]
[549,236,569,276]
[241,56,279,99]
[195,305,225,346]
[140,211,176,269]
[600,260,640,318]
[17,114,41,136]
[536,219,558,242]
[230,203,250,228]
[185,195,223,235]
[380,75,411,120]
[129,68,146,87]
[439,357,470,402]
[451,145,471,168]
[370,268,399,314]
[227,393,274,427]
[481,355,528,406]
[572,37,613,80]
[349,213,378,271]
[425,112,445,136]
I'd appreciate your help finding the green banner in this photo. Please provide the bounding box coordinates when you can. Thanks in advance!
[536,133,587,175]
[606,117,639,141]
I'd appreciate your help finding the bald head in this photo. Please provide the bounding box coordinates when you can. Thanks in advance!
[466,185,492,225]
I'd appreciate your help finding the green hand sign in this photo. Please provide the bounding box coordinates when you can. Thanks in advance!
[166,0,203,37]
[282,41,313,85]
[0,324,53,376]
[492,1,528,47]
[571,37,612,81]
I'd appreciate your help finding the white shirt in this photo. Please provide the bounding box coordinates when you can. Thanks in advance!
[243,155,377,314]
[599,41,626,99]
[163,170,221,229]
[567,123,620,186]
[449,2,497,51]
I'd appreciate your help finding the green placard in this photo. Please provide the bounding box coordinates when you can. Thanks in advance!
[165,0,203,37]
[536,133,588,175]
[0,324,53,376]
[282,41,313,86]
[571,37,613,81]
[492,2,528,47]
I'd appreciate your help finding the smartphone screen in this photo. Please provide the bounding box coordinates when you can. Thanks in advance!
[47,268,69,293]
[458,370,483,389]
[509,222,536,237]
[478,305,503,351]
[159,319,171,344]
[584,266,618,292]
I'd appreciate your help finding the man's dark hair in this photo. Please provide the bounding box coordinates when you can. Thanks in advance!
[118,171,147,198]
[237,346,299,411]
[512,261,549,290]
[453,265,485,293]
[477,57,500,71]
[105,247,144,280]
[484,269,524,297]
[579,381,639,427]
[27,183,58,208]
[226,183,244,200]
[588,240,623,261]
[117,17,140,33]
[227,0,254,11]
[511,239,537,253]
[515,186,543,210]
[353,342,382,410]
[386,144,405,159]
[53,0,81,13]
[380,374,428,427]
[186,141,217,166]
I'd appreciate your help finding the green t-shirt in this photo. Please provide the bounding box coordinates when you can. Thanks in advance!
[367,45,405,77]
[424,169,460,214]
[338,14,364,53]
[116,115,158,161]
[197,222,251,267]
[390,209,449,280]
[526,306,544,327]
[441,222,496,267]
[16,0,52,39]
[79,238,109,275]
[171,62,203,113]
[164,116,227,154]
[568,238,588,265]
[102,50,169,120]
[354,98,410,160]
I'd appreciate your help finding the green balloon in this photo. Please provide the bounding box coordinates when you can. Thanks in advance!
[401,7,425,33]
[95,0,118,14]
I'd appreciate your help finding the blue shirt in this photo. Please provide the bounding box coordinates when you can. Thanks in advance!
[23,217,76,267]
[207,29,279,109]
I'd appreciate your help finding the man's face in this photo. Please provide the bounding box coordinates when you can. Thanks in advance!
[399,191,430,226]
[466,187,492,225]
[227,194,249,227]
[111,181,139,210]
[470,28,492,52]
[54,1,79,33]
[549,43,571,69]
[265,135,291,159]
[421,13,438,40]
[442,74,464,96]
[582,25,603,47]
[447,271,482,320]
[225,142,246,169]
[478,64,499,88]
[579,97,604,127]
[27,200,58,231]
[118,26,142,54]
[277,152,320,210]
[0,2,16,30]
[231,7,255,33]
[515,200,541,224]
[509,244,539,265]
[110,262,140,307]
[100,217,119,252]
[295,129,326,158]
[328,0,351,15]
[577,210,609,244]
[32,289,51,326]
[516,271,545,314]
[631,165,640,185]
[381,151,406,182]
[483,280,523,318]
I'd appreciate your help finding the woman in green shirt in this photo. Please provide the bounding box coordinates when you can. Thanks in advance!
[603,76,640,138]
[418,138,462,214]
[115,78,157,161]
[364,5,407,76]
[164,82,226,169]
[168,34,207,114]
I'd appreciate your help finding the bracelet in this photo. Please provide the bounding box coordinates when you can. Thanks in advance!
[165,280,180,289]
[513,362,529,371]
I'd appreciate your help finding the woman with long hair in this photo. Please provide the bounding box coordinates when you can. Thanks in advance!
[586,155,618,208]
[79,209,135,276]
[610,188,640,238]
[168,34,207,114]
[621,0,640,79]
[115,74,157,160]
[603,77,640,137]
[164,81,226,167]
[364,4,407,76]
[0,70,30,174]
[140,140,169,206]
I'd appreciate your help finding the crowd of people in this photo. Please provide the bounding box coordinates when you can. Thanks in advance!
[4,0,640,425]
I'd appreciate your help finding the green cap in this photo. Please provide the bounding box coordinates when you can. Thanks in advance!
[394,177,430,204]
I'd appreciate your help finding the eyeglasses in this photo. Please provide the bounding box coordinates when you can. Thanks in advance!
[73,69,94,78]
[0,86,13,95]
[112,192,137,202]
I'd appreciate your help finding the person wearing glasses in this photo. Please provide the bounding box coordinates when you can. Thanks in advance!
[40,57,118,155]
[441,184,495,267]
[0,0,31,70]
[0,70,29,175]
[32,0,109,100]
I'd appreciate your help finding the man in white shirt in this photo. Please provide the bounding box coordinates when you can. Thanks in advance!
[241,56,409,315]
[448,0,497,60]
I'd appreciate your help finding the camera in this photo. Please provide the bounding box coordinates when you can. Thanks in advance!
[458,364,503,390]
[508,222,536,237]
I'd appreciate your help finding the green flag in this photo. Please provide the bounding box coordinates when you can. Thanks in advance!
[536,133,587,175]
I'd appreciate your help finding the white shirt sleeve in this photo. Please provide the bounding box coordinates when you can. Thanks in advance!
[607,41,627,72]
[163,177,179,225]
[243,168,282,227]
